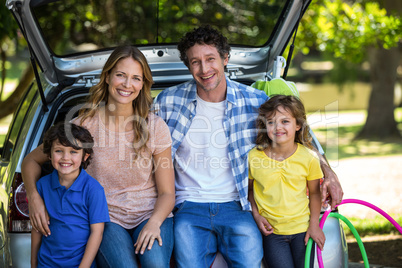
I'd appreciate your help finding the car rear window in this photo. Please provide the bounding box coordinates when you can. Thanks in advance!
[31,0,289,56]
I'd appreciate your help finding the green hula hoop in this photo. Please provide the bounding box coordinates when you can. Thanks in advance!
[304,212,369,268]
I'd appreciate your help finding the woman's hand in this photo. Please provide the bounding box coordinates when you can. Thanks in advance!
[134,220,162,255]
[29,191,51,236]
[22,144,51,236]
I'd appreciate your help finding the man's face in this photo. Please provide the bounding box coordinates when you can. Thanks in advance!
[186,43,228,98]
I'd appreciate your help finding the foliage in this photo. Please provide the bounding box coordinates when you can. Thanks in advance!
[343,214,402,238]
[298,0,402,63]
[311,108,402,160]
[0,3,18,43]
[31,0,285,55]
[0,2,20,99]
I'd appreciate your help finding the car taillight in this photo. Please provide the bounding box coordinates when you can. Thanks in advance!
[8,173,31,232]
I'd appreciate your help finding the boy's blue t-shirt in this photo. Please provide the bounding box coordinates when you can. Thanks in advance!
[36,169,110,268]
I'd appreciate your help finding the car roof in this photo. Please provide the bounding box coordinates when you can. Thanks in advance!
[7,0,310,87]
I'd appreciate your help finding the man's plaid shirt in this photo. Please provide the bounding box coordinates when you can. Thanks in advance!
[153,77,268,211]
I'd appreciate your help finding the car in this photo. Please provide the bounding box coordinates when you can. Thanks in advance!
[1,0,348,267]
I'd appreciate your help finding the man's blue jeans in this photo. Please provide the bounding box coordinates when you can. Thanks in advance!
[173,201,263,268]
[262,232,309,268]
[96,218,173,268]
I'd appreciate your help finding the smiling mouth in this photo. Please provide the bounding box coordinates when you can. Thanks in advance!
[117,89,133,96]
[201,74,214,80]
[60,163,72,167]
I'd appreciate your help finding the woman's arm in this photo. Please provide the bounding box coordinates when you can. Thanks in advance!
[134,147,175,255]
[305,179,326,250]
[21,144,51,236]
[79,223,104,268]
[30,230,42,268]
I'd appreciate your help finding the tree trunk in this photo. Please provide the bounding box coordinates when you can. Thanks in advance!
[0,66,34,119]
[356,46,401,139]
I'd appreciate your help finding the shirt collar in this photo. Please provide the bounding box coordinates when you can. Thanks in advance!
[50,168,86,191]
[225,77,237,105]
[190,76,237,105]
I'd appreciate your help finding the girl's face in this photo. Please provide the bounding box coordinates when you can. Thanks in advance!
[106,57,144,107]
[50,140,89,181]
[265,105,301,146]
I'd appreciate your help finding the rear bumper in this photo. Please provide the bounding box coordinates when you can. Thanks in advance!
[9,233,30,268]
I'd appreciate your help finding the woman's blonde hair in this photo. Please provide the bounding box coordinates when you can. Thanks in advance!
[78,46,154,155]
[255,95,313,150]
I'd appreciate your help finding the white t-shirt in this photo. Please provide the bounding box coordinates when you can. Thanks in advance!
[175,95,239,205]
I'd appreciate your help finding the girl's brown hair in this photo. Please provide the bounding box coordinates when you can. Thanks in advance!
[255,95,312,150]
[78,46,154,155]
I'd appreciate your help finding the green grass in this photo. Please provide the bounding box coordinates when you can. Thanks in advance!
[312,108,402,161]
[342,215,402,239]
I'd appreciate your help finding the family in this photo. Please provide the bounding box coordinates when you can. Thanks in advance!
[22,25,343,268]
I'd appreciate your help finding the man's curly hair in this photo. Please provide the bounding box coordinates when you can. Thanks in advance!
[178,25,231,67]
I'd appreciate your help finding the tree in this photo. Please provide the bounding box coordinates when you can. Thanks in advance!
[298,0,402,139]
[0,3,33,119]
[0,0,282,119]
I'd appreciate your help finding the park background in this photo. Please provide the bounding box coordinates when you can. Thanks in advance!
[1,0,401,266]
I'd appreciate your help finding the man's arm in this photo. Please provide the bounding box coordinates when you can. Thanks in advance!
[317,153,344,208]
[21,144,51,236]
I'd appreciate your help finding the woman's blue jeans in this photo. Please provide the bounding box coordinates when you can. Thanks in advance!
[96,218,173,268]
[173,201,263,268]
[262,232,312,268]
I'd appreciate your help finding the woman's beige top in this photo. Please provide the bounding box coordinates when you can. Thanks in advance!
[74,111,172,229]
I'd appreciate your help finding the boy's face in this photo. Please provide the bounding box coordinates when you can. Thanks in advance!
[50,140,89,180]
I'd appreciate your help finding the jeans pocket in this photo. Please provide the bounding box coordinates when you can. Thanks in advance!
[173,201,187,215]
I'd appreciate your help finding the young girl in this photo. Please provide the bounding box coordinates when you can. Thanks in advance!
[248,95,325,268]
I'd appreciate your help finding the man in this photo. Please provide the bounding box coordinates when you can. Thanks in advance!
[153,25,343,268]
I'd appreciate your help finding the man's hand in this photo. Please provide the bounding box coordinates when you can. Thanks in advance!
[28,192,50,236]
[321,165,344,208]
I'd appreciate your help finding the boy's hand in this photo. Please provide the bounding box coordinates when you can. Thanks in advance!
[134,220,162,255]
[29,192,51,236]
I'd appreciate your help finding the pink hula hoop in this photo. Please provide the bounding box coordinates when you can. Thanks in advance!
[317,198,402,268]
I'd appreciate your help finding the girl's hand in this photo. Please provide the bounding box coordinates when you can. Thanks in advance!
[134,220,162,255]
[253,213,274,236]
[304,225,325,251]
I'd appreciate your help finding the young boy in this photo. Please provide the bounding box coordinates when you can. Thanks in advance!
[30,122,109,268]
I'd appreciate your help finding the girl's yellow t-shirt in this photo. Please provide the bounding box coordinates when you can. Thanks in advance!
[248,144,323,235]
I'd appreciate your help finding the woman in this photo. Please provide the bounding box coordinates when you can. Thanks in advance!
[22,46,175,268]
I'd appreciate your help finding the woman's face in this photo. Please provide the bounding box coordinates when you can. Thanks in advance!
[106,57,144,107]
